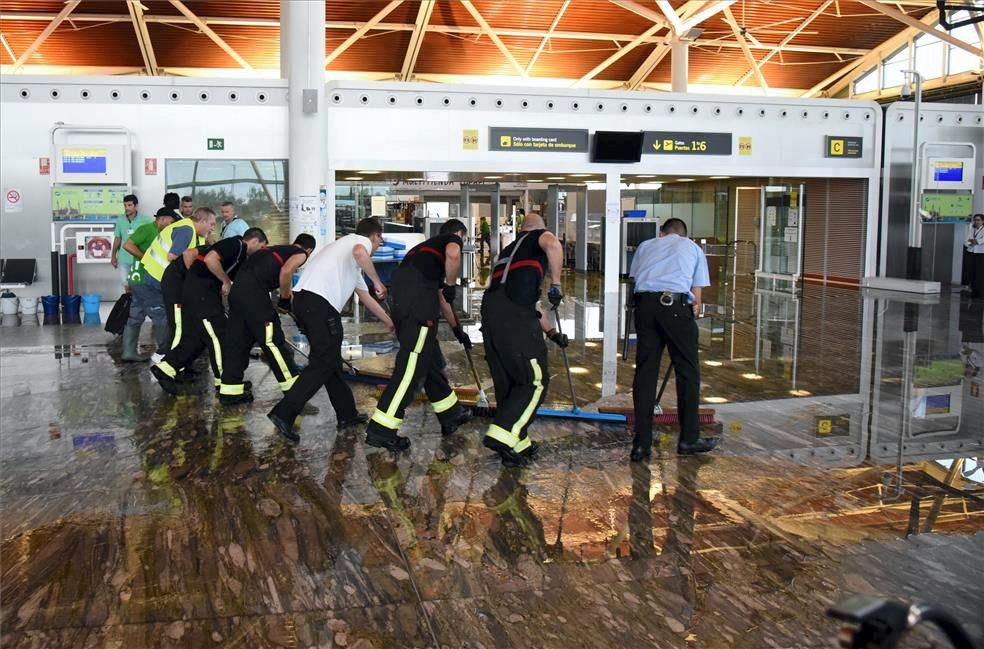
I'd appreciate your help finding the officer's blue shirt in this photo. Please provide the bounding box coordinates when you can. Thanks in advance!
[221,217,249,240]
[629,233,710,299]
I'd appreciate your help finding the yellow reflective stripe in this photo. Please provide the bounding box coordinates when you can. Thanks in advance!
[147,246,169,271]
[385,325,429,419]
[220,383,244,396]
[264,321,293,382]
[514,436,532,453]
[156,361,177,378]
[511,358,543,438]
[202,319,222,375]
[171,305,183,350]
[279,375,298,391]
[213,378,222,387]
[486,424,518,448]
[371,408,403,430]
[431,391,458,413]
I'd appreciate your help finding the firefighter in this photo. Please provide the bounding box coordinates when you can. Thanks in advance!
[151,227,269,395]
[138,207,216,363]
[364,219,472,451]
[218,233,316,405]
[267,218,393,443]
[481,212,567,467]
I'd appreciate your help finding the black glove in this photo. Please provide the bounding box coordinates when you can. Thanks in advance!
[442,283,456,305]
[547,328,569,348]
[452,326,472,350]
[548,284,563,308]
[276,297,292,313]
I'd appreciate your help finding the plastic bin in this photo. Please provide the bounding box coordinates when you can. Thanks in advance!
[62,294,82,321]
[82,293,101,315]
[19,296,38,315]
[41,295,60,318]
[0,296,18,315]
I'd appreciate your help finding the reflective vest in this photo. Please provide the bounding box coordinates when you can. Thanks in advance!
[141,221,204,282]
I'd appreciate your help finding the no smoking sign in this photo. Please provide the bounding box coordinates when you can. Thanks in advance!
[4,188,23,213]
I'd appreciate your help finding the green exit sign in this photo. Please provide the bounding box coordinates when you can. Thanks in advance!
[207,138,225,151]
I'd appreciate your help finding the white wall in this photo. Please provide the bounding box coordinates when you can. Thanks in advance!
[0,76,288,299]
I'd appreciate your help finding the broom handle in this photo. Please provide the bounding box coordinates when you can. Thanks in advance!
[655,362,673,404]
[553,306,578,409]
[464,346,484,391]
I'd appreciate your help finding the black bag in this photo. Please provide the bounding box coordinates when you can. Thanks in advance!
[104,292,132,335]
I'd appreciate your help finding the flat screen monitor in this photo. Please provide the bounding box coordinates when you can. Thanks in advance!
[591,131,644,163]
[62,148,108,174]
[932,161,963,183]
[53,143,127,184]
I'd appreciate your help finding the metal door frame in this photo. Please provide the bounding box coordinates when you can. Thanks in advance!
[460,183,502,260]
[756,183,805,292]
[547,184,589,270]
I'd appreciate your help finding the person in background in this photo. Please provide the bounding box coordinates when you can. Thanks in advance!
[120,208,177,362]
[628,218,716,462]
[220,201,249,240]
[111,194,152,292]
[163,192,180,213]
[268,218,394,443]
[180,196,194,219]
[967,214,984,299]
[480,216,492,258]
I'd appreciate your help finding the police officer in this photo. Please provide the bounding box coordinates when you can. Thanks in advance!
[480,212,567,467]
[628,217,717,462]
[218,234,316,405]
[268,218,394,443]
[139,207,216,363]
[365,219,472,451]
[151,227,269,395]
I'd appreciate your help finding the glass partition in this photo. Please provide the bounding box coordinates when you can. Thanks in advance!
[757,184,805,291]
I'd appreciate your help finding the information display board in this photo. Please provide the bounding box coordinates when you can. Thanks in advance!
[921,193,974,218]
[52,186,128,219]
[488,127,588,152]
[924,157,976,190]
[53,143,128,184]
[642,131,732,155]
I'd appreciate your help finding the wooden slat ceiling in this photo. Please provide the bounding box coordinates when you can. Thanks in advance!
[0,0,941,93]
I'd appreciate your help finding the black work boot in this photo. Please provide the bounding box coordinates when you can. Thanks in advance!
[338,412,369,429]
[268,409,299,444]
[677,437,718,455]
[150,364,179,396]
[439,406,471,436]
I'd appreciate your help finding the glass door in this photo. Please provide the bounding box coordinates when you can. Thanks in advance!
[756,184,805,292]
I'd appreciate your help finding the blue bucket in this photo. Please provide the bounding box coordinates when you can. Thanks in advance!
[41,295,60,318]
[62,295,82,320]
[81,293,101,315]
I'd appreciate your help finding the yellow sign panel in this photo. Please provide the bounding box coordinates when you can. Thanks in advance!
[738,136,752,155]
[817,419,833,435]
[829,139,845,156]
[462,129,479,151]
[499,135,512,148]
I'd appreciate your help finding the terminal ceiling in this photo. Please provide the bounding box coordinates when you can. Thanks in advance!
[0,1,980,97]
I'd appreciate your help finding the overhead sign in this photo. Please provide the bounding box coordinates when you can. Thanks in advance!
[643,131,732,155]
[462,129,479,151]
[489,127,588,152]
[207,138,225,151]
[52,187,128,219]
[738,136,752,156]
[825,135,863,158]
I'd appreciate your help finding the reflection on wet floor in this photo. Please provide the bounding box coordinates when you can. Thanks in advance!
[1,273,983,647]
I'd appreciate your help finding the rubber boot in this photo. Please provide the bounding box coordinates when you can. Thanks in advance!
[121,325,145,362]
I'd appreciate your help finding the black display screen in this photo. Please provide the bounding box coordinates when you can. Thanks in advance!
[591,131,644,163]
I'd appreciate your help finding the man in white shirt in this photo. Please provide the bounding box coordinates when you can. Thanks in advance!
[268,218,393,443]
[628,218,716,461]
[220,201,250,240]
[966,213,984,298]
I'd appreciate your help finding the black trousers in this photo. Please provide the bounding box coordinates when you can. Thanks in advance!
[632,293,700,445]
[219,284,298,396]
[156,274,226,383]
[367,267,459,438]
[480,291,548,454]
[971,253,984,298]
[270,290,358,424]
[161,262,188,353]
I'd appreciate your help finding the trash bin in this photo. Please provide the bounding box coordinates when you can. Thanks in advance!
[19,296,38,315]
[41,295,60,318]
[0,293,18,315]
[82,293,101,315]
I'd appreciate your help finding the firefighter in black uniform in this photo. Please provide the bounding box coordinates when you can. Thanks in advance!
[365,219,472,451]
[481,212,568,467]
[151,227,269,395]
[218,233,316,405]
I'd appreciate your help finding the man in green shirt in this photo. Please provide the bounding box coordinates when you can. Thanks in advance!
[112,194,153,292]
[480,216,491,258]
[119,209,176,361]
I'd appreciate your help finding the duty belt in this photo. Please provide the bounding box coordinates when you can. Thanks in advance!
[637,291,691,306]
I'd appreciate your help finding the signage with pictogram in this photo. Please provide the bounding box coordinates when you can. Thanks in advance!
[4,188,22,213]
[144,158,158,175]
[39,157,50,175]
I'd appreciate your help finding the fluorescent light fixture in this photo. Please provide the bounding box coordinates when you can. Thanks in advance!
[704,396,729,404]
[426,172,450,181]
[344,177,363,181]
[741,373,764,380]
[546,176,566,180]
[570,174,593,177]
[632,182,663,190]
[484,176,503,179]
[406,177,426,181]
[358,171,382,175]
[636,175,657,178]
[675,178,695,182]
[704,360,723,367]
[709,176,731,179]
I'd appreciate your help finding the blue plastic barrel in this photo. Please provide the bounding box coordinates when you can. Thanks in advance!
[61,295,82,320]
[41,295,60,318]
[82,293,101,315]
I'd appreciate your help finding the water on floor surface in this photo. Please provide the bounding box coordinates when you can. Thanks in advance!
[1,273,982,648]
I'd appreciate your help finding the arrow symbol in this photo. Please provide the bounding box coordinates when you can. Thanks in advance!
[652,142,661,151]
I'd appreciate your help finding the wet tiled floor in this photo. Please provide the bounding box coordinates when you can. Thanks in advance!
[1,275,982,648]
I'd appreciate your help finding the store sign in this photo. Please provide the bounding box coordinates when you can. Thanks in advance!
[207,137,225,151]
[825,135,862,158]
[643,131,732,155]
[488,127,588,152]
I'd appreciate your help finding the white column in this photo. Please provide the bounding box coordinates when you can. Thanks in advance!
[279,0,289,79]
[286,0,329,246]
[601,171,622,397]
[671,38,688,92]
